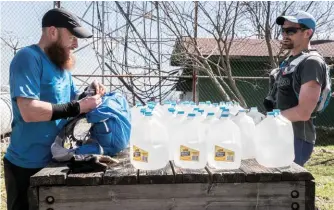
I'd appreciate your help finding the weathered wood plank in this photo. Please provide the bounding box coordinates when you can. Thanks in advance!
[30,162,69,186]
[39,199,306,210]
[181,167,210,183]
[240,159,282,182]
[103,161,138,185]
[170,160,183,183]
[28,186,39,210]
[66,171,104,186]
[103,150,138,185]
[113,147,130,159]
[305,180,316,210]
[171,161,210,183]
[138,161,174,184]
[205,166,245,183]
[276,163,314,181]
[39,182,306,210]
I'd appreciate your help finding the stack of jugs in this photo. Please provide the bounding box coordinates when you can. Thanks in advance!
[130,100,296,170]
[254,110,294,168]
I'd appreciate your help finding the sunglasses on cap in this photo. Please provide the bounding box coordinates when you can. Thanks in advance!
[281,27,308,36]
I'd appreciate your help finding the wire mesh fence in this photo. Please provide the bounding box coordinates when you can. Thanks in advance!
[1,1,334,150]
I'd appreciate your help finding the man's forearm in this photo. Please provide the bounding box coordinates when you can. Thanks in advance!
[281,105,311,122]
[17,97,80,122]
[17,98,53,122]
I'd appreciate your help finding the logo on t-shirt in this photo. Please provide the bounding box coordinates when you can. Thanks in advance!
[278,77,291,87]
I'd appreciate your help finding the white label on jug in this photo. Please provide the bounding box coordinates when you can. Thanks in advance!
[180,145,199,161]
[132,145,148,162]
[214,145,234,162]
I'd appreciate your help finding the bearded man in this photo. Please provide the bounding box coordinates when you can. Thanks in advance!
[3,8,106,210]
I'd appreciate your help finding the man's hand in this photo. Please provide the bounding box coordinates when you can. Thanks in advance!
[91,80,106,96]
[78,94,102,114]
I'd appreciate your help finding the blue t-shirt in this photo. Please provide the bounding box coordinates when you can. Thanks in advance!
[5,44,79,168]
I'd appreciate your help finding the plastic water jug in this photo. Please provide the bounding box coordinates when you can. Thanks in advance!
[165,107,176,126]
[215,106,225,118]
[179,101,194,114]
[173,113,207,169]
[129,108,145,145]
[199,112,217,142]
[131,104,143,122]
[247,107,265,125]
[198,102,206,109]
[207,113,242,169]
[193,107,200,115]
[169,110,186,160]
[273,109,294,161]
[225,102,239,116]
[130,111,169,170]
[273,109,292,127]
[232,109,256,159]
[147,104,163,120]
[255,112,294,168]
[207,103,219,115]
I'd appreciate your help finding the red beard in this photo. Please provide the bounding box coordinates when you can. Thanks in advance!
[45,38,75,70]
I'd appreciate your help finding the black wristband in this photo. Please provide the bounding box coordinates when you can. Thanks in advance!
[51,101,81,121]
[78,91,87,100]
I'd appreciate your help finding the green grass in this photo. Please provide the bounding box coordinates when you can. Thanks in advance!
[0,146,333,210]
[304,145,334,210]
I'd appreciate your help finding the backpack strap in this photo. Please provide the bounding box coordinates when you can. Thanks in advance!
[291,53,317,98]
[290,51,329,117]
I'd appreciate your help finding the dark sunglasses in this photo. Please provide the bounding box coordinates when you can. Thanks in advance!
[281,27,307,36]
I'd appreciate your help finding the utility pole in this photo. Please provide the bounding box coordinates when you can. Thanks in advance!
[156,1,162,104]
[101,1,105,86]
[192,1,198,103]
[53,1,60,8]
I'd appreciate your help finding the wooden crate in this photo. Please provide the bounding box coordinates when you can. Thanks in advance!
[29,153,315,210]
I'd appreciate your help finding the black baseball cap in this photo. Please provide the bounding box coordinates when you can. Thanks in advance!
[42,8,93,39]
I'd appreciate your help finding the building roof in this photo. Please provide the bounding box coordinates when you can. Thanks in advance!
[172,38,334,91]
[173,37,334,58]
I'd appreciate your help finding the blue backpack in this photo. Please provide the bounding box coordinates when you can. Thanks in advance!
[86,91,132,156]
[51,91,132,162]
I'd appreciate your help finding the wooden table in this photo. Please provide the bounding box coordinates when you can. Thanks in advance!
[29,151,315,210]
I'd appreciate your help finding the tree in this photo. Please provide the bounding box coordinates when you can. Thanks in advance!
[0,30,21,55]
[244,1,334,69]
[160,1,248,106]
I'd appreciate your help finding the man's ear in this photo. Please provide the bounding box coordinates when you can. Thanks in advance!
[305,29,313,39]
[48,26,58,41]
